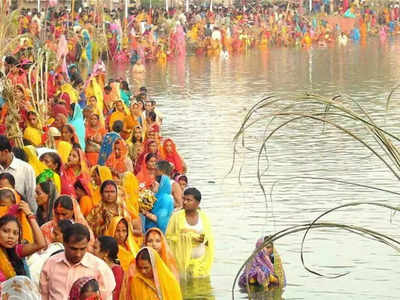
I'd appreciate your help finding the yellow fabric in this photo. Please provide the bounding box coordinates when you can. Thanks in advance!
[23,126,42,147]
[60,83,78,103]
[109,111,127,130]
[91,166,113,206]
[0,248,16,279]
[79,195,94,217]
[166,210,214,279]
[23,146,61,192]
[0,206,33,243]
[122,172,139,218]
[125,247,182,300]
[85,77,105,125]
[23,146,46,176]
[56,141,72,164]
[104,216,139,271]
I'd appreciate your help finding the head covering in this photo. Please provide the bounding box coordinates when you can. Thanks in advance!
[144,227,179,280]
[120,247,182,300]
[36,180,57,224]
[68,104,86,149]
[98,132,121,166]
[105,138,130,175]
[162,138,184,174]
[122,172,139,218]
[56,141,72,164]
[1,276,40,300]
[104,216,139,271]
[68,276,98,300]
[238,237,286,289]
[90,166,113,207]
[0,187,33,243]
[40,196,93,245]
[136,153,156,189]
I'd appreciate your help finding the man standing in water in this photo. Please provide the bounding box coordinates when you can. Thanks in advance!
[166,187,214,278]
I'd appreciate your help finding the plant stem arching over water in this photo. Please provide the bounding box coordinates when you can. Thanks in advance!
[230,92,400,299]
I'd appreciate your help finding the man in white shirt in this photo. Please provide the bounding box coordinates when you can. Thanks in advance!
[0,135,37,212]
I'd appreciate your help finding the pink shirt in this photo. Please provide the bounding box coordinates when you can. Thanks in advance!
[39,252,116,300]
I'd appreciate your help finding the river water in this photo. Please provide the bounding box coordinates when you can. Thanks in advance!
[116,38,400,299]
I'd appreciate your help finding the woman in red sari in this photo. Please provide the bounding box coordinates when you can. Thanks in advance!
[136,153,157,189]
[134,139,159,174]
[162,138,186,175]
[60,148,89,197]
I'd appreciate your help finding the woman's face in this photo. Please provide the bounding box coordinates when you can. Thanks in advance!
[0,221,19,248]
[54,114,65,129]
[137,258,153,279]
[146,157,157,170]
[89,114,99,127]
[36,185,49,207]
[265,243,273,256]
[92,169,101,186]
[114,141,124,158]
[114,220,128,245]
[146,231,162,254]
[178,179,187,191]
[147,131,156,140]
[116,101,124,112]
[92,239,101,257]
[28,113,38,127]
[102,184,117,204]
[55,204,74,221]
[0,179,12,189]
[61,126,73,142]
[89,96,97,107]
[148,142,157,154]
[53,225,63,243]
[165,141,173,153]
[68,149,80,166]
[40,154,57,171]
[137,102,144,110]
[15,87,24,99]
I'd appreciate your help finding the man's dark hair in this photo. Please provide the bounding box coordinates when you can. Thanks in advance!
[184,187,202,202]
[63,223,90,243]
[156,160,173,176]
[0,135,12,152]
[112,120,123,133]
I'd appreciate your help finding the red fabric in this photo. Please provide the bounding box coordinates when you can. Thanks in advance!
[112,265,124,300]
[134,139,159,174]
[162,138,184,174]
[136,153,155,188]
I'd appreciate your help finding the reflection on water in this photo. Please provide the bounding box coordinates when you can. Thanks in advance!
[117,38,400,299]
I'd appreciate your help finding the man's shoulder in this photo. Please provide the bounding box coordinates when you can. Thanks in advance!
[10,157,34,170]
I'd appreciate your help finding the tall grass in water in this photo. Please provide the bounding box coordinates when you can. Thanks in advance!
[230,91,400,299]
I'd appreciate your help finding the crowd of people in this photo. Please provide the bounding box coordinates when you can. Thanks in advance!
[10,0,400,78]
[0,20,219,295]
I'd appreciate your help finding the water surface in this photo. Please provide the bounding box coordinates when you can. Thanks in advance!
[120,38,400,299]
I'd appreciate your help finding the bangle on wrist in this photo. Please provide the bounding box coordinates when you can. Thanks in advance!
[27,214,36,220]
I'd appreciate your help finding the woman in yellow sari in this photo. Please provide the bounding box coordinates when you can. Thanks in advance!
[121,247,182,300]
[90,165,113,207]
[23,111,42,147]
[104,216,139,271]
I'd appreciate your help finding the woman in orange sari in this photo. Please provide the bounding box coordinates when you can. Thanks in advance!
[162,138,185,175]
[60,148,89,197]
[104,216,139,271]
[74,175,94,217]
[144,227,179,280]
[106,138,134,179]
[85,113,107,167]
[61,124,80,148]
[136,153,157,189]
[40,195,94,245]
